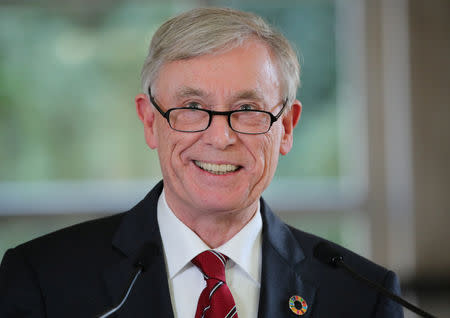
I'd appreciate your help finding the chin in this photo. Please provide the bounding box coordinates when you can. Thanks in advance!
[193,194,250,214]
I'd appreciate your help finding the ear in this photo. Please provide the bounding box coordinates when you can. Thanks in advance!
[279,99,302,155]
[135,93,158,149]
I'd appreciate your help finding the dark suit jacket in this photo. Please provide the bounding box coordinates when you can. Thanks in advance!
[0,181,403,317]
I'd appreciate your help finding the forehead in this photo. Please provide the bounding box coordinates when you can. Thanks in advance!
[153,40,281,103]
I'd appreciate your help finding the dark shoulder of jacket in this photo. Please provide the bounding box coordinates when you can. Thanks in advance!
[285,224,392,283]
[9,212,127,261]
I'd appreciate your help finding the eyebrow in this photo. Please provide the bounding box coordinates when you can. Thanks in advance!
[174,87,265,103]
[232,90,265,102]
[175,87,210,99]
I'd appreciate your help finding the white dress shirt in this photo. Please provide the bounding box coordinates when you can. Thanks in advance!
[157,190,262,318]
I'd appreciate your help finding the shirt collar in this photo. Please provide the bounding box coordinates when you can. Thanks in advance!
[157,189,262,285]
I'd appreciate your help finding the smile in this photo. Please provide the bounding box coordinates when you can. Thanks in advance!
[194,161,240,175]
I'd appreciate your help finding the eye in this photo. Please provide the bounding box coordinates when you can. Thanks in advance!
[186,101,202,109]
[239,104,254,111]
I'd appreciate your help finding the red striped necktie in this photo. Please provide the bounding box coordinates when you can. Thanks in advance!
[192,250,238,318]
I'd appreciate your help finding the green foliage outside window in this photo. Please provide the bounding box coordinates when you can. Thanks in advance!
[0,0,338,182]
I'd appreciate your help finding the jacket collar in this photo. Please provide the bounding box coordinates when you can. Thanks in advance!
[102,180,174,318]
[112,180,164,258]
[258,198,317,318]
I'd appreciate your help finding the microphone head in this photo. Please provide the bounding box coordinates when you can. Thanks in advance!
[313,241,344,267]
[133,242,159,272]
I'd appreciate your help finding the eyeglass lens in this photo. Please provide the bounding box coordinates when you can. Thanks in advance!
[168,108,272,134]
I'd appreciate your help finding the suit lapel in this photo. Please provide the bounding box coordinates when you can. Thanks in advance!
[102,181,174,318]
[258,199,317,318]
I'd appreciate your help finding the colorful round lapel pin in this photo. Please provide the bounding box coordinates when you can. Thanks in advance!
[289,295,308,315]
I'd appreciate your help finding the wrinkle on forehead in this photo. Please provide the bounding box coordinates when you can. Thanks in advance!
[155,39,282,105]
[175,86,267,103]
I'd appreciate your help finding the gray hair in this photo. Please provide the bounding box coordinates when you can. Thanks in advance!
[141,7,300,104]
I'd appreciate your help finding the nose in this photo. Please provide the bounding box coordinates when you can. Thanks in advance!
[202,114,237,149]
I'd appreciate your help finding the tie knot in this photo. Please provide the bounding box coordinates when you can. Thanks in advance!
[192,250,228,282]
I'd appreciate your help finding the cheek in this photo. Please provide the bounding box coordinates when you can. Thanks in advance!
[262,137,280,173]
[154,122,181,167]
[160,130,201,168]
[249,132,280,177]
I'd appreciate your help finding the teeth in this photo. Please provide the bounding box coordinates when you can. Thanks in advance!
[194,161,239,175]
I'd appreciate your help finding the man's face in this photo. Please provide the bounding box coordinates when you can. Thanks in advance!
[136,39,301,218]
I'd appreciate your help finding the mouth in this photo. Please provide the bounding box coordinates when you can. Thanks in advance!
[194,160,241,175]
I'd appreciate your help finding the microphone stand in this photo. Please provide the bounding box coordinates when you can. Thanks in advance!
[97,267,143,318]
[96,243,156,318]
[335,259,436,318]
[314,242,437,318]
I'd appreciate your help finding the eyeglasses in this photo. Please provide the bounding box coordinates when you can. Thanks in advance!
[148,88,288,135]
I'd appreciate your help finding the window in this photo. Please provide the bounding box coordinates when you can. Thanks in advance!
[0,0,369,258]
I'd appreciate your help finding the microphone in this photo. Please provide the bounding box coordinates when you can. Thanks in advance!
[313,242,437,318]
[97,243,157,318]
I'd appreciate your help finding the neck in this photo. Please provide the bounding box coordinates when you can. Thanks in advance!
[165,195,258,248]
[188,206,258,248]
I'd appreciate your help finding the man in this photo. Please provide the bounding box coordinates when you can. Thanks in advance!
[0,7,403,318]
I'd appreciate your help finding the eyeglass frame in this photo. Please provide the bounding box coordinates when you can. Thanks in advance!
[147,88,288,135]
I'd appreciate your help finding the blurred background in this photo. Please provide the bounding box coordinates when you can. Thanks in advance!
[0,0,448,316]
